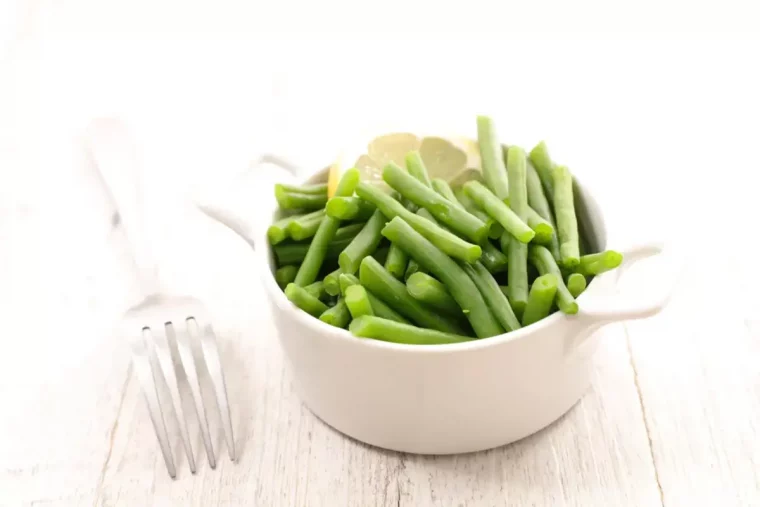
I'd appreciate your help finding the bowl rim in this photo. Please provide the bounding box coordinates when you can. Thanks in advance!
[259,166,610,355]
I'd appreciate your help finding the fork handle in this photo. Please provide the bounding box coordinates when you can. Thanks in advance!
[87,118,161,295]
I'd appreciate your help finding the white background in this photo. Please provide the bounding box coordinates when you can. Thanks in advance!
[1,1,759,505]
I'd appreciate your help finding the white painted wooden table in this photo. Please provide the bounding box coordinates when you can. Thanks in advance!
[1,10,759,505]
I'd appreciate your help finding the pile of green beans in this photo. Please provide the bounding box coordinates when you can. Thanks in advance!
[269,116,624,345]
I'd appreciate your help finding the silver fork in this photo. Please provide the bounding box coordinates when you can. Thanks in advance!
[87,118,235,478]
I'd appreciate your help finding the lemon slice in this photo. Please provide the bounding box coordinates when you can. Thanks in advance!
[327,129,484,197]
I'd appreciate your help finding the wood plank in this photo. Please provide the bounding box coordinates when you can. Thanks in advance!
[626,253,760,507]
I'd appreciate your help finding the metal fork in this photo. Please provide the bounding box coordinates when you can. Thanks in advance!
[87,118,235,478]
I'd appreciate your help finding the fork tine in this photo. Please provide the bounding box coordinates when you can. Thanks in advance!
[194,319,236,461]
[150,324,197,473]
[177,318,217,469]
[132,330,176,478]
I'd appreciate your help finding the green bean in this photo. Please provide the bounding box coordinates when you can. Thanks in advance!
[404,259,424,280]
[406,272,461,314]
[481,241,508,274]
[528,141,555,201]
[268,216,295,245]
[275,183,328,195]
[319,298,351,328]
[381,217,503,338]
[567,273,587,298]
[345,285,375,318]
[338,209,387,274]
[453,187,503,240]
[326,196,376,221]
[528,245,578,314]
[463,181,534,243]
[405,151,433,187]
[350,316,473,345]
[430,178,462,206]
[372,245,389,265]
[576,250,623,276]
[273,223,363,265]
[385,243,409,279]
[505,146,530,316]
[275,265,298,288]
[359,257,466,334]
[522,274,559,326]
[383,162,488,243]
[338,274,411,324]
[526,161,561,259]
[294,169,360,285]
[275,188,327,210]
[356,182,482,263]
[285,283,329,317]
[304,281,327,301]
[552,165,580,269]
[525,208,554,245]
[499,231,510,253]
[288,210,328,241]
[476,115,510,200]
[499,285,509,298]
[461,261,521,332]
[323,268,343,296]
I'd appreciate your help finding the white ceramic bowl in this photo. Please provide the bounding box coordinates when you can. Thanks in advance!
[199,153,673,455]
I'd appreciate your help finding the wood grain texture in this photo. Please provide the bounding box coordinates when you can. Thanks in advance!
[626,254,760,507]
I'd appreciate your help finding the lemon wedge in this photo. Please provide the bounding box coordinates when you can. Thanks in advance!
[327,130,484,197]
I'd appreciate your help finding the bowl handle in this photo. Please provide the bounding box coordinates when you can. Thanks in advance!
[578,241,676,322]
[565,241,680,359]
[195,153,303,251]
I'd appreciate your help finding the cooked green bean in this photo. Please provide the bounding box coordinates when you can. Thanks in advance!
[499,231,510,253]
[463,181,534,243]
[461,261,521,332]
[294,168,360,285]
[525,208,554,245]
[350,316,473,345]
[372,245,389,265]
[528,245,578,314]
[273,222,363,265]
[506,146,530,316]
[381,217,503,338]
[356,182,482,263]
[268,216,295,245]
[405,150,433,187]
[404,259,424,280]
[476,115,510,200]
[522,274,559,326]
[385,243,409,279]
[275,265,298,287]
[288,210,328,241]
[285,283,329,317]
[323,268,343,296]
[453,187,503,240]
[339,209,387,274]
[528,141,555,201]
[275,188,327,210]
[576,250,623,276]
[276,183,328,195]
[338,273,411,324]
[526,161,561,259]
[304,281,327,301]
[326,196,376,221]
[430,178,462,206]
[319,298,351,328]
[552,165,580,269]
[406,272,461,313]
[481,240,508,274]
[359,257,466,334]
[345,285,375,318]
[383,162,488,243]
[567,273,587,298]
